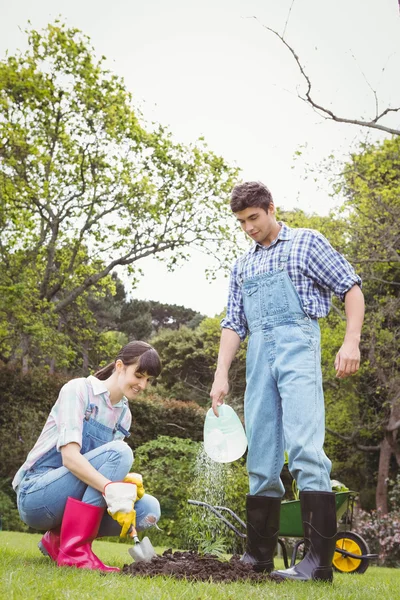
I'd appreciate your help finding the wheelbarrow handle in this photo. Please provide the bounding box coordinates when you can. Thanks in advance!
[187,500,247,539]
[335,548,379,560]
[213,505,246,529]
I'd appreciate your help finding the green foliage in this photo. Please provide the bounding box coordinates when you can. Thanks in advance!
[331,137,400,510]
[0,479,28,532]
[181,451,249,555]
[151,315,247,406]
[0,367,68,479]
[133,436,201,546]
[117,299,203,342]
[130,435,250,553]
[195,534,228,559]
[0,21,240,371]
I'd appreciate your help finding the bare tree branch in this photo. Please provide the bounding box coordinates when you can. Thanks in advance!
[250,17,400,136]
[387,419,400,433]
[165,423,186,431]
[326,427,380,452]
[282,0,296,39]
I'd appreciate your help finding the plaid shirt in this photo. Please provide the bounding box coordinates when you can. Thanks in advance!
[12,375,131,490]
[221,223,361,340]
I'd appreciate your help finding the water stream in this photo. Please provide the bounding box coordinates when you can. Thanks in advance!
[185,444,244,554]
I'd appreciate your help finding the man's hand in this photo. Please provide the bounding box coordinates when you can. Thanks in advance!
[334,339,361,378]
[210,328,241,416]
[210,372,229,416]
[336,285,364,379]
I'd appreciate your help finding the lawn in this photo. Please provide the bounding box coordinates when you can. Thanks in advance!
[0,531,398,600]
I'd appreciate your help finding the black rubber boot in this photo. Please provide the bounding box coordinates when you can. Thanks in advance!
[240,495,281,573]
[272,491,337,582]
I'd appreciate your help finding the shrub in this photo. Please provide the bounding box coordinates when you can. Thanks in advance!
[0,367,68,479]
[129,394,205,448]
[133,435,201,546]
[132,435,250,552]
[388,474,400,511]
[354,507,400,567]
[181,449,249,554]
[0,479,28,532]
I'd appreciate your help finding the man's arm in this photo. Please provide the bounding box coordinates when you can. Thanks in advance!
[334,284,365,378]
[210,328,241,415]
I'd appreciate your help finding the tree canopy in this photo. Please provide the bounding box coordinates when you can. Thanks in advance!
[0,22,240,370]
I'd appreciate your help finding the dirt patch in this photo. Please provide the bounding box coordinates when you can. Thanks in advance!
[122,549,283,583]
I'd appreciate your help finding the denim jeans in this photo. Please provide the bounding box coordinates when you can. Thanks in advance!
[17,440,160,533]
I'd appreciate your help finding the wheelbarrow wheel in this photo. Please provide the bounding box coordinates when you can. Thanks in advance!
[333,531,370,574]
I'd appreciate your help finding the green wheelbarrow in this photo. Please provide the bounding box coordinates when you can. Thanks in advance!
[188,491,378,574]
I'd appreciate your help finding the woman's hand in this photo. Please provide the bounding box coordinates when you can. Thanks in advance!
[123,473,145,499]
[103,481,138,537]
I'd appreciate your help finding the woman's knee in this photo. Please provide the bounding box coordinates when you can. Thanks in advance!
[136,494,161,531]
[108,440,134,473]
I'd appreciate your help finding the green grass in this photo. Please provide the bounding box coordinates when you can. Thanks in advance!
[0,531,398,600]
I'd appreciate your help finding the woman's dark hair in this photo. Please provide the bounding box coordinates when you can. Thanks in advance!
[94,341,162,380]
[230,181,273,213]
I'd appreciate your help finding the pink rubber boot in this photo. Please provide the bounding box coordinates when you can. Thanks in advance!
[57,497,120,572]
[38,526,61,561]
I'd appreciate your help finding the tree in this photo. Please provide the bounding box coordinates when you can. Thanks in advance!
[148,301,203,332]
[251,13,400,512]
[151,315,247,406]
[335,137,400,512]
[116,299,203,342]
[0,22,240,371]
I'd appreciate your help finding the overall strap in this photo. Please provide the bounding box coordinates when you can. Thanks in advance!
[84,398,98,421]
[113,404,131,438]
[237,250,250,285]
[279,229,297,269]
[237,252,248,283]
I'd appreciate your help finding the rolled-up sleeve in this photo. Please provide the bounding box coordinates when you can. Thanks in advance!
[220,261,248,341]
[307,233,362,301]
[55,379,87,451]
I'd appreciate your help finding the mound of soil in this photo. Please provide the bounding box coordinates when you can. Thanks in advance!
[122,549,283,583]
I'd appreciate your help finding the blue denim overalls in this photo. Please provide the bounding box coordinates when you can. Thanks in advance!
[17,395,160,533]
[240,232,332,497]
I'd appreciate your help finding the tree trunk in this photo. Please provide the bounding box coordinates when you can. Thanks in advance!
[21,334,30,375]
[82,341,90,374]
[376,437,392,513]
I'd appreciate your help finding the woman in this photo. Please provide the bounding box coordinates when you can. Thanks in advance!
[12,341,162,572]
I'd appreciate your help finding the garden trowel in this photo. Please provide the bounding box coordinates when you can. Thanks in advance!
[128,525,157,563]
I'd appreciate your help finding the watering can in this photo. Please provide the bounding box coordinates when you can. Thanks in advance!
[203,404,247,463]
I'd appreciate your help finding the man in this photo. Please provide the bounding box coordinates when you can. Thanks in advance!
[210,181,364,582]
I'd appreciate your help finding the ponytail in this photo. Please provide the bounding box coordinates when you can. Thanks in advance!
[94,362,115,380]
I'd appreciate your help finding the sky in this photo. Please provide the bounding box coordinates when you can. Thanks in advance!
[1,0,399,316]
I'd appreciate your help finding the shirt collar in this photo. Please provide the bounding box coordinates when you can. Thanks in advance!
[249,221,292,254]
[87,375,109,396]
[86,375,127,407]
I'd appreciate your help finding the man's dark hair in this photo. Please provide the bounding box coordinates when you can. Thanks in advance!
[230,181,273,213]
